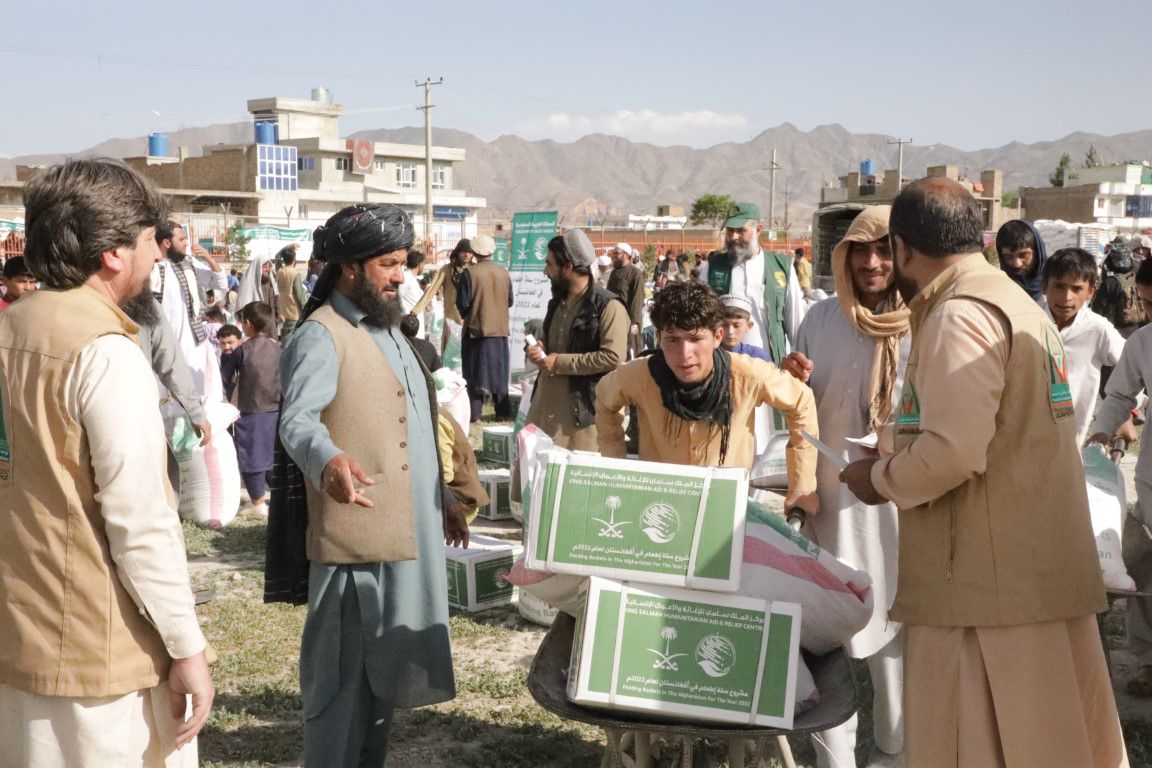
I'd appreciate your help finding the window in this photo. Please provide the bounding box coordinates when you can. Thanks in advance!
[375,159,387,171]
[257,143,297,193]
[336,156,352,172]
[432,163,447,190]
[297,156,315,172]
[395,163,417,188]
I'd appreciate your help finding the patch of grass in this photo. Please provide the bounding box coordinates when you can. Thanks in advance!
[182,515,268,558]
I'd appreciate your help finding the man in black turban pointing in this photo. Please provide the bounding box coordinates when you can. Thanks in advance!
[268,204,468,767]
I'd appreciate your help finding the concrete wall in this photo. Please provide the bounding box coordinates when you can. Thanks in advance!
[1020,184,1098,222]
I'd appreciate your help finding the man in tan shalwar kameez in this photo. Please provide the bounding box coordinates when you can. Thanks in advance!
[841,178,1128,768]
[524,229,628,451]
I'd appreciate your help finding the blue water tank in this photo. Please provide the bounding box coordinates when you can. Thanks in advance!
[148,133,167,157]
[255,122,276,145]
[860,158,875,177]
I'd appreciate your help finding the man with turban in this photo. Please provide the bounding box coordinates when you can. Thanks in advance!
[780,205,909,768]
[270,204,469,767]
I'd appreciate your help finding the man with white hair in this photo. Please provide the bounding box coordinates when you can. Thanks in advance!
[605,241,645,358]
[1132,234,1152,263]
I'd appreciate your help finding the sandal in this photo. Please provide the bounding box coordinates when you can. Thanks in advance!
[1126,665,1152,697]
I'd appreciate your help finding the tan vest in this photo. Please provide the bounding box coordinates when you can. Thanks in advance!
[462,259,511,338]
[441,409,488,514]
[303,304,440,564]
[891,257,1106,627]
[0,286,171,697]
[275,265,301,322]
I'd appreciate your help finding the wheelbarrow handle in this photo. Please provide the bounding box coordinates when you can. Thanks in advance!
[786,508,806,533]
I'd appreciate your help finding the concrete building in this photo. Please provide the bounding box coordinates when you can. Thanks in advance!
[3,89,486,254]
[1021,162,1152,229]
[819,163,1019,232]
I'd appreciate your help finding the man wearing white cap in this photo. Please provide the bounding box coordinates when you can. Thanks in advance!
[606,242,646,357]
[525,229,628,452]
[455,234,514,421]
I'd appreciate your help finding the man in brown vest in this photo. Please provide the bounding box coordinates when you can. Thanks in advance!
[276,203,468,767]
[274,243,307,338]
[0,159,214,766]
[841,178,1127,768]
[455,233,514,421]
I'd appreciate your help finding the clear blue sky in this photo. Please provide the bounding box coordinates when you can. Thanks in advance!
[3,0,1149,157]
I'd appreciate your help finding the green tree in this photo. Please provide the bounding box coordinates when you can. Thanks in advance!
[1001,190,1020,208]
[689,194,738,229]
[1084,144,1102,169]
[1049,153,1072,187]
[224,222,250,267]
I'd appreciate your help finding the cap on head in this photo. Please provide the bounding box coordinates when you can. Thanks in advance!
[719,293,754,316]
[561,229,597,268]
[2,256,35,280]
[470,234,496,257]
[722,202,760,230]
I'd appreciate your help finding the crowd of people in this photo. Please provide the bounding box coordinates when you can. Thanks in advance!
[0,156,1147,768]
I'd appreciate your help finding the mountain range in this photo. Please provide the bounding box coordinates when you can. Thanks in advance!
[4,122,1152,227]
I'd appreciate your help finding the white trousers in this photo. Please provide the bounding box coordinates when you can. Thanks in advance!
[811,631,904,768]
[0,681,197,768]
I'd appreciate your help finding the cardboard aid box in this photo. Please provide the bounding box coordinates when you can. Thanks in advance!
[476,468,513,521]
[445,534,523,611]
[568,577,803,728]
[481,425,515,465]
[525,449,748,591]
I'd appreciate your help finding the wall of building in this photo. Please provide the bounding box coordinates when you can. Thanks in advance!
[1020,185,1099,222]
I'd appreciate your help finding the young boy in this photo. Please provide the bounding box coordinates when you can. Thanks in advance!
[0,256,38,310]
[719,294,772,362]
[595,280,819,516]
[1043,247,1125,444]
[227,303,280,515]
[400,312,442,372]
[996,219,1047,304]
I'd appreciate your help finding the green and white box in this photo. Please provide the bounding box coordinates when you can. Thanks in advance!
[476,468,513,521]
[568,577,802,729]
[481,425,515,465]
[445,534,523,611]
[525,450,748,591]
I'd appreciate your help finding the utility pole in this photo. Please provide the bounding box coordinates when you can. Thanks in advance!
[767,147,781,235]
[887,137,913,191]
[416,77,444,247]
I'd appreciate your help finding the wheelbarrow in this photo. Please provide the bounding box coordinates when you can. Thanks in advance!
[527,612,858,768]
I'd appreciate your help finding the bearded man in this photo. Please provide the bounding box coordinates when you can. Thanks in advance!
[273,203,468,767]
[524,229,628,451]
[0,159,213,767]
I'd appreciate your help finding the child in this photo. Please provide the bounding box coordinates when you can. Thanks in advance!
[229,303,280,515]
[0,256,38,310]
[996,219,1048,304]
[218,324,243,402]
[719,294,772,362]
[203,306,228,352]
[400,312,441,372]
[1042,248,1125,444]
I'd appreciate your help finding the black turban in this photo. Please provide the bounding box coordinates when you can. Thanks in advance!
[311,203,414,265]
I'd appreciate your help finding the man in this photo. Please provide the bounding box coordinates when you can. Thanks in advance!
[1041,247,1124,445]
[455,234,514,421]
[1132,234,1152,263]
[433,238,472,347]
[605,241,646,358]
[276,203,467,767]
[525,229,628,452]
[996,219,1047,304]
[704,202,806,363]
[153,220,228,396]
[793,246,814,299]
[0,255,38,310]
[841,178,1126,768]
[719,294,772,362]
[779,205,909,768]
[595,280,819,518]
[399,248,427,338]
[274,243,308,338]
[0,159,213,766]
[236,255,279,325]
[595,253,613,288]
[1089,257,1152,699]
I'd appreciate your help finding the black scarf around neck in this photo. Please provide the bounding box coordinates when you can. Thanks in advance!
[647,348,733,465]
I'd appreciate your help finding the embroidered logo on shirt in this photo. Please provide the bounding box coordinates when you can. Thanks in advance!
[773,270,787,289]
[1045,328,1074,420]
[896,382,921,435]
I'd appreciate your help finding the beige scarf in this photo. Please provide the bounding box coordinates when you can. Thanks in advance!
[831,205,910,432]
